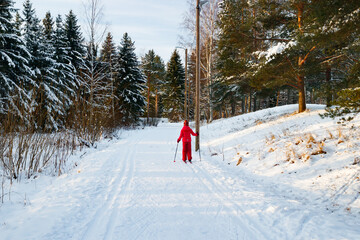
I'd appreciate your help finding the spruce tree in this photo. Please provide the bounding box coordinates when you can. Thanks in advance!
[42,11,54,40]
[100,32,118,125]
[14,11,22,36]
[114,33,146,125]
[100,32,117,66]
[64,10,86,76]
[22,0,60,131]
[53,14,76,112]
[63,10,87,131]
[0,0,33,124]
[141,49,166,122]
[163,50,185,122]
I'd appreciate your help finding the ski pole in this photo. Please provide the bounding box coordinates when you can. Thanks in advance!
[174,142,179,162]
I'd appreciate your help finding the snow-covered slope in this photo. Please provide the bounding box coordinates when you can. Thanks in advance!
[1,104,359,239]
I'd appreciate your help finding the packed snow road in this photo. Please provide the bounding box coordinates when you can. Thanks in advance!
[1,123,269,240]
[1,112,360,239]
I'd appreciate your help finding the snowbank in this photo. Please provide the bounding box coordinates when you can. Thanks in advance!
[202,104,360,216]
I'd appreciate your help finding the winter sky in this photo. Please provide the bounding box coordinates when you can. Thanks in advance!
[13,0,190,63]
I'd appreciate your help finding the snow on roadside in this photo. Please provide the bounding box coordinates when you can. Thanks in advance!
[1,104,360,239]
[201,104,360,226]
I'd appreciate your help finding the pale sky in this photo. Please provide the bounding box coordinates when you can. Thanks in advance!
[13,0,190,63]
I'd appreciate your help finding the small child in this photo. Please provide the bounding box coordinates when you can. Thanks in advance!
[177,120,199,163]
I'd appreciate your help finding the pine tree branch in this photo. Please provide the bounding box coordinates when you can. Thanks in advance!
[299,46,316,66]
[347,55,359,63]
[284,55,300,79]
[237,31,290,42]
[320,54,345,64]
[254,37,291,42]
[285,82,299,90]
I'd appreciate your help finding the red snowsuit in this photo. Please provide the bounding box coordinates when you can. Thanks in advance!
[177,124,198,161]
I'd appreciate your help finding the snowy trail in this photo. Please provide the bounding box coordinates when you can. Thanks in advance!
[2,111,360,239]
[1,124,270,240]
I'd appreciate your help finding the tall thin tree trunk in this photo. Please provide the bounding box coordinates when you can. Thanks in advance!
[241,96,245,114]
[253,93,257,111]
[325,64,332,106]
[298,75,306,112]
[297,3,306,113]
[248,92,252,113]
[155,89,158,119]
[147,80,150,124]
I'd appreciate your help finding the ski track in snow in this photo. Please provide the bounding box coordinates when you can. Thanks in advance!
[1,125,271,240]
[1,106,360,240]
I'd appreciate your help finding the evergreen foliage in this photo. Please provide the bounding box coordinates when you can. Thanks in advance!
[141,49,166,121]
[53,14,76,110]
[321,88,360,122]
[214,0,360,115]
[64,10,86,75]
[0,0,33,123]
[100,32,117,66]
[100,32,118,126]
[114,33,146,125]
[0,0,358,134]
[163,50,185,122]
[22,0,61,131]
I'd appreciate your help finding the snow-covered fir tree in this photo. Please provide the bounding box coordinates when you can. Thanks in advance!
[114,33,146,125]
[14,11,22,36]
[53,14,76,112]
[163,50,185,122]
[22,0,61,131]
[64,10,87,76]
[63,10,87,131]
[0,0,33,124]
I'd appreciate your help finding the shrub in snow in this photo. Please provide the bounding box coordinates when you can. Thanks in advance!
[321,88,360,123]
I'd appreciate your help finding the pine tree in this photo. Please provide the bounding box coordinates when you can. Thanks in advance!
[308,0,360,105]
[114,33,146,125]
[0,0,33,124]
[163,50,185,122]
[141,49,166,123]
[215,0,258,116]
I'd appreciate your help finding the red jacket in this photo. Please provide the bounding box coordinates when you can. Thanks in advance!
[178,125,198,143]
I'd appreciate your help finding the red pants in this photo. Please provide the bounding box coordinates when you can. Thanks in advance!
[182,142,192,161]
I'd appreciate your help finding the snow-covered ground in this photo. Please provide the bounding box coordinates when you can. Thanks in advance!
[1,104,360,239]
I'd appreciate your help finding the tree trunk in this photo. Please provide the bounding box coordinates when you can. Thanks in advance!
[297,3,306,113]
[241,96,245,113]
[155,89,158,119]
[147,81,150,124]
[325,64,332,106]
[298,75,306,113]
[248,92,252,113]
[253,93,257,111]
